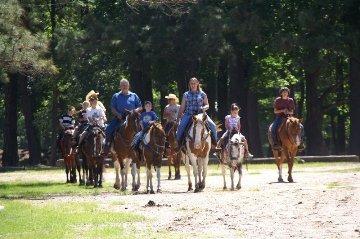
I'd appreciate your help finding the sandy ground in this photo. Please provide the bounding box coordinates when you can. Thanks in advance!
[1,163,360,238]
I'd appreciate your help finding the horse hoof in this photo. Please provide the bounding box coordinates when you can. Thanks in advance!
[288,177,294,183]
[175,175,181,180]
[79,180,85,186]
[200,183,205,189]
[194,188,200,193]
[168,176,171,180]
[66,180,70,183]
[278,178,284,183]
[98,184,103,188]
[121,187,126,191]
[93,185,98,188]
[157,189,162,193]
[223,186,227,190]
[236,185,241,190]
[135,185,140,191]
[231,187,235,191]
[187,187,193,192]
[150,190,155,194]
[113,184,120,190]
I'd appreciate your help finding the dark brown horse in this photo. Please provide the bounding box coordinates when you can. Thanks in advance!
[59,129,79,183]
[141,122,166,194]
[268,117,302,182]
[81,125,105,187]
[164,121,182,180]
[111,110,141,191]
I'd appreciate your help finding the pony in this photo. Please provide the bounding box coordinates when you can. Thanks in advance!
[111,110,142,191]
[164,121,182,180]
[141,122,166,193]
[268,117,302,182]
[183,113,211,193]
[59,129,80,183]
[219,132,246,190]
[80,124,105,187]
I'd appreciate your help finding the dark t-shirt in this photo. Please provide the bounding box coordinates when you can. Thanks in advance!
[273,97,295,117]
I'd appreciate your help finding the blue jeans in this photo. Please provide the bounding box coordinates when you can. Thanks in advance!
[105,119,121,145]
[271,116,284,143]
[131,131,145,149]
[176,114,217,143]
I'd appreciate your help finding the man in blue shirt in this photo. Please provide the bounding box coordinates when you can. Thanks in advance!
[103,79,142,155]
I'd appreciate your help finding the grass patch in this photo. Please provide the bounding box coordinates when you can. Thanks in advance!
[0,200,143,239]
[0,181,124,199]
[326,181,342,189]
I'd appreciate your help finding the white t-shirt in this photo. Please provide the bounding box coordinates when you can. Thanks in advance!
[86,106,106,127]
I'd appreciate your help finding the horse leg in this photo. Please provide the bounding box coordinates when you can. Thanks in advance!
[184,155,193,191]
[201,156,208,190]
[197,158,203,190]
[167,152,172,180]
[149,167,154,194]
[156,166,161,193]
[174,152,181,180]
[76,156,83,185]
[136,164,141,191]
[131,162,137,191]
[221,163,227,190]
[236,165,242,190]
[113,160,121,190]
[190,157,199,193]
[230,166,235,190]
[287,153,294,183]
[274,150,283,182]
[65,163,70,183]
[93,164,98,188]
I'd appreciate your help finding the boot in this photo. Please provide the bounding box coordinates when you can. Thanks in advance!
[102,142,111,157]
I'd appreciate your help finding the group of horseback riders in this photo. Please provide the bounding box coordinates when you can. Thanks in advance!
[57,77,304,158]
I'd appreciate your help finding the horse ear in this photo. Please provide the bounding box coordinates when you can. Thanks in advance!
[202,113,207,121]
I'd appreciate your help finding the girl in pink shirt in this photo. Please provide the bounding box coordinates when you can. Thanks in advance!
[216,103,252,157]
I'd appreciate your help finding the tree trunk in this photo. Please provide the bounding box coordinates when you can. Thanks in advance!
[49,0,59,166]
[3,74,19,166]
[229,52,249,136]
[129,52,153,103]
[216,56,228,130]
[349,56,360,155]
[246,93,263,157]
[335,58,346,154]
[305,70,328,155]
[297,79,305,118]
[206,75,216,118]
[18,75,42,165]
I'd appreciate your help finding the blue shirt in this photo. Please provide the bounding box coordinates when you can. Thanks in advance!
[111,91,142,116]
[140,111,158,129]
[183,90,206,115]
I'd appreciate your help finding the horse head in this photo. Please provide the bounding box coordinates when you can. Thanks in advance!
[124,109,140,133]
[149,122,166,157]
[228,133,245,163]
[87,125,104,157]
[191,113,209,150]
[62,129,74,157]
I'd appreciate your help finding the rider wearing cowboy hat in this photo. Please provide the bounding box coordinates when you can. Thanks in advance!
[163,93,180,134]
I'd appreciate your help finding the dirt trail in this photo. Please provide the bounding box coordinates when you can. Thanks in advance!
[28,163,360,238]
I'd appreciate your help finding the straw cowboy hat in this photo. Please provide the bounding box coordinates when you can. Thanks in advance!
[85,90,106,112]
[165,93,179,103]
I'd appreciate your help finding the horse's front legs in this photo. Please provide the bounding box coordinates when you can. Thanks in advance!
[236,165,242,190]
[287,155,294,183]
[184,156,193,191]
[230,167,235,190]
[156,166,161,193]
[65,165,70,183]
[113,160,121,189]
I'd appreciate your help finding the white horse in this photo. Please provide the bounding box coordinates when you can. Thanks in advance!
[183,113,211,193]
[220,133,246,190]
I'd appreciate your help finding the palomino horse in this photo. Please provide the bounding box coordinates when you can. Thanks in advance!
[184,113,211,193]
[111,110,141,191]
[59,129,80,183]
[141,122,166,194]
[268,117,302,182]
[219,132,246,190]
[164,121,182,180]
[80,124,105,187]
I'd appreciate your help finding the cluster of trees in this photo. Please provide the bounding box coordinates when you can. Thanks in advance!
[1,0,359,166]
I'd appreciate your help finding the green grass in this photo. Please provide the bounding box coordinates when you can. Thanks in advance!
[0,200,144,239]
[0,181,124,199]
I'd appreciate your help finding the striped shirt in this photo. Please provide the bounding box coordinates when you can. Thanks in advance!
[59,114,75,129]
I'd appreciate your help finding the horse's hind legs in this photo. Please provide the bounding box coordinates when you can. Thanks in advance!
[156,166,161,193]
[236,166,242,190]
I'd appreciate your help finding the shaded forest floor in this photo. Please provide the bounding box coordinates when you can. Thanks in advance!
[0,162,359,238]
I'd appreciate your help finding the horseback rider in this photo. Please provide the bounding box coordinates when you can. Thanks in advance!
[131,101,159,150]
[176,77,217,147]
[103,79,142,156]
[57,106,76,149]
[78,93,107,146]
[216,103,253,157]
[73,100,90,147]
[163,93,180,134]
[271,87,305,150]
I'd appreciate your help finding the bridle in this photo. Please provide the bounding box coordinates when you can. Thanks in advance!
[285,119,300,146]
[143,124,166,157]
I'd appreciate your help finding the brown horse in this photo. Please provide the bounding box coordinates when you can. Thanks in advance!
[164,121,182,180]
[141,122,166,193]
[111,110,141,191]
[183,113,211,193]
[80,125,105,187]
[59,129,79,183]
[268,117,302,182]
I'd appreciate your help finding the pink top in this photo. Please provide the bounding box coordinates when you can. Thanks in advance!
[225,115,241,131]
